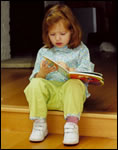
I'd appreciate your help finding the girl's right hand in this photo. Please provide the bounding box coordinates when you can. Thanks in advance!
[35,60,57,78]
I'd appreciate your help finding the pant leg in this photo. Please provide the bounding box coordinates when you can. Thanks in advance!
[61,79,86,120]
[24,78,64,120]
[24,78,50,120]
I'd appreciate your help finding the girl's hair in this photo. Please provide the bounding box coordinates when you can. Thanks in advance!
[42,4,82,49]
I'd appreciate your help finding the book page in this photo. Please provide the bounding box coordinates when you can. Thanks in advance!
[43,56,69,77]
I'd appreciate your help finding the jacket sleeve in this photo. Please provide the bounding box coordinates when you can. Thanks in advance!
[76,43,94,72]
[29,48,44,81]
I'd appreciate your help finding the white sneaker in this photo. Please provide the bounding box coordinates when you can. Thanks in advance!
[63,122,79,145]
[29,120,48,142]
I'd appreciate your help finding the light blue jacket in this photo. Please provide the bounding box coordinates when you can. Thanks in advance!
[29,42,94,98]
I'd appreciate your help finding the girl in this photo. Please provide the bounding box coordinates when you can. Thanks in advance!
[24,4,94,145]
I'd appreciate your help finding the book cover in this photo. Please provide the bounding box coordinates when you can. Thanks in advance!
[43,56,104,86]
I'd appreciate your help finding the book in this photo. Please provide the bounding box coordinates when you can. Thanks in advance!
[43,56,104,86]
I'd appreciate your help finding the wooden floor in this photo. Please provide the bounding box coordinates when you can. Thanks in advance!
[1,129,117,149]
[1,54,117,149]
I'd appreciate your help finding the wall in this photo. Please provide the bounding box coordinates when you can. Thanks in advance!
[1,1,11,61]
[44,1,63,7]
[72,7,97,43]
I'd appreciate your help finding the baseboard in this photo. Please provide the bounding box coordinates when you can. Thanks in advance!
[1,105,117,139]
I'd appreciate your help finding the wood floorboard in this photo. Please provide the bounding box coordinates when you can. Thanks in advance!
[1,130,117,149]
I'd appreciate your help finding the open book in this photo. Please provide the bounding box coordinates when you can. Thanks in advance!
[43,56,104,86]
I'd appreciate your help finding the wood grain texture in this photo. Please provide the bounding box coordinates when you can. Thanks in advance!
[1,130,117,149]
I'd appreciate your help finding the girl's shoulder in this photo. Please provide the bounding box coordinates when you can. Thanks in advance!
[74,41,89,52]
[37,45,50,55]
[79,41,88,49]
[40,45,49,51]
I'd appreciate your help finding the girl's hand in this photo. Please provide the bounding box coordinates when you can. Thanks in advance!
[36,60,57,78]
[57,62,76,72]
[57,61,69,71]
[69,68,76,72]
[40,59,57,74]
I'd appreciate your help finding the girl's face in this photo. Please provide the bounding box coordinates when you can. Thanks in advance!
[48,20,71,48]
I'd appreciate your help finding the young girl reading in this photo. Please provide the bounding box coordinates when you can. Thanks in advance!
[24,4,94,145]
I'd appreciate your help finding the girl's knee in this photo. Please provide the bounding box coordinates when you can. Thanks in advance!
[28,78,48,89]
[66,79,84,88]
[24,78,46,93]
[30,78,44,85]
[63,79,86,96]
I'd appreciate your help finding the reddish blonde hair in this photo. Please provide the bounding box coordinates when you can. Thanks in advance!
[42,4,82,49]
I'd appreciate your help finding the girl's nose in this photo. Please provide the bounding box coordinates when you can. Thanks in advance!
[55,34,60,41]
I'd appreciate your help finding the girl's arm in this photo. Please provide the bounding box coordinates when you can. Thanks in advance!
[76,44,94,72]
[29,47,57,80]
[29,50,42,81]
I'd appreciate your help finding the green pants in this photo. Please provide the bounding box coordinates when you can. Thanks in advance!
[24,78,86,120]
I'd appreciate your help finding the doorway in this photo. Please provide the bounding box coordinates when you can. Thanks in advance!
[10,1,44,58]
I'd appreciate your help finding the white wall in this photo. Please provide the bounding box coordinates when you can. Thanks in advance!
[1,1,11,61]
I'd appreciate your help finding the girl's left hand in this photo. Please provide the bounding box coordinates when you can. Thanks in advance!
[57,61,69,71]
[57,62,76,72]
[69,67,76,72]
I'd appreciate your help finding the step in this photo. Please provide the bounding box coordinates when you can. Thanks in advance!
[1,57,35,68]
[1,105,117,139]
